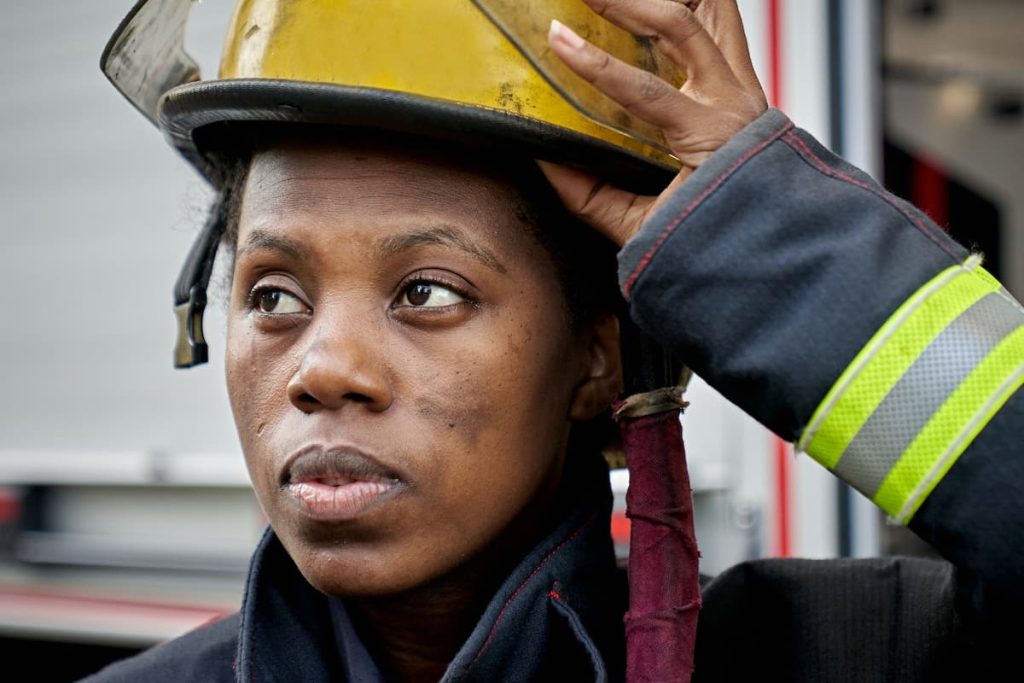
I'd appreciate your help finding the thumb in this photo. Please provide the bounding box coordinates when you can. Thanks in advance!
[537,160,656,247]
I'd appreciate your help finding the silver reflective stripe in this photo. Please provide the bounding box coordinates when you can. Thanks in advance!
[834,292,1023,497]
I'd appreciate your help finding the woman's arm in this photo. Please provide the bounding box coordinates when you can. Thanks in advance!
[544,0,1023,638]
[620,105,1023,636]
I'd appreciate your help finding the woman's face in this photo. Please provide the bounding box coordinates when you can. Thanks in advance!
[226,140,613,596]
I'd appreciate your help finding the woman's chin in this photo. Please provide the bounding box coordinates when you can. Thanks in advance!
[285,536,448,598]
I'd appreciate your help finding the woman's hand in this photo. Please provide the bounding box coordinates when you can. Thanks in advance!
[541,0,768,247]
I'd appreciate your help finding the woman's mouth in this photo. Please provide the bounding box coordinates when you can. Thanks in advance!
[282,446,402,522]
[287,479,397,521]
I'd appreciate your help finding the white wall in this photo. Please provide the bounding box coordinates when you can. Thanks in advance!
[0,1,238,457]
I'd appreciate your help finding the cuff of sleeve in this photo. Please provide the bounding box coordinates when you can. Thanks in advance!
[618,108,794,298]
[616,108,969,439]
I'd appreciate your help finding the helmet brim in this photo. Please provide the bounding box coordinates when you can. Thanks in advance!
[160,79,677,195]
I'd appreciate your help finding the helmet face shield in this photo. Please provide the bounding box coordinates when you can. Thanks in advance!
[101,0,198,124]
[474,0,682,155]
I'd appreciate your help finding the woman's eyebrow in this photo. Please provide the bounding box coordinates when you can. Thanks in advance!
[375,226,508,274]
[237,229,309,261]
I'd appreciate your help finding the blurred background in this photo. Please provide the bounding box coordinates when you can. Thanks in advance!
[0,0,1020,679]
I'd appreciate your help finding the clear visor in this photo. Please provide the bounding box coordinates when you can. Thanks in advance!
[474,0,682,154]
[101,0,198,123]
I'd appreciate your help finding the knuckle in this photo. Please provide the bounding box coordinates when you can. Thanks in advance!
[586,50,614,83]
[638,72,668,103]
[666,2,701,40]
[578,47,611,84]
[578,180,609,218]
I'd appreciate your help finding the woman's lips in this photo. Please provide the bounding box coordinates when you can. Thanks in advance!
[282,446,402,522]
[287,479,397,521]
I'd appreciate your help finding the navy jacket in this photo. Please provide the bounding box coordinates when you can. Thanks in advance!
[84,110,1022,681]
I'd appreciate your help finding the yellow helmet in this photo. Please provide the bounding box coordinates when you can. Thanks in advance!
[102,0,683,367]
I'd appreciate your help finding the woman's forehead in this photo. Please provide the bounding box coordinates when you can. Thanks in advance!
[242,140,522,228]
[235,140,547,271]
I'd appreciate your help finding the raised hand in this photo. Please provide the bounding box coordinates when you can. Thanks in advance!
[541,0,768,246]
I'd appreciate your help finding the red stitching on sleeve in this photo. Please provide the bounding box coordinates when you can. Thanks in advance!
[463,506,601,673]
[623,120,794,298]
[782,131,961,260]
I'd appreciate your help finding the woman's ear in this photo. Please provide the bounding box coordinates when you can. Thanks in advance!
[569,312,623,421]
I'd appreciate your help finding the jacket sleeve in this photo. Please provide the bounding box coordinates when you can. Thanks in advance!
[618,108,1023,639]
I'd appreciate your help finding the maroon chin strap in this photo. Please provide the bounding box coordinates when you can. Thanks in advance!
[614,386,701,683]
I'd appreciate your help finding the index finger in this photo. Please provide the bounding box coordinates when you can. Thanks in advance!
[581,0,733,83]
[548,20,706,135]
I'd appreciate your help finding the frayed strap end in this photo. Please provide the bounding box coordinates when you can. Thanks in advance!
[613,387,688,421]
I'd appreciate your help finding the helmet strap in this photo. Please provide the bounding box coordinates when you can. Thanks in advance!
[614,385,701,682]
[173,193,226,368]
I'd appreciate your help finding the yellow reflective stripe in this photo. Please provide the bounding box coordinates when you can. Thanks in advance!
[875,324,1024,522]
[799,257,996,467]
[831,291,1020,497]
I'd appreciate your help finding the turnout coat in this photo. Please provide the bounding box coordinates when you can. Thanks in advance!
[84,110,1023,682]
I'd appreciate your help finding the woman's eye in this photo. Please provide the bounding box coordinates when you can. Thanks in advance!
[253,288,306,314]
[399,282,465,308]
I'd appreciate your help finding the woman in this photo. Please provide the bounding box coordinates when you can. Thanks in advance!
[88,0,1022,681]
[219,129,634,681]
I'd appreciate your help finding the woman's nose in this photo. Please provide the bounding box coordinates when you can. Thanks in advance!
[286,324,392,414]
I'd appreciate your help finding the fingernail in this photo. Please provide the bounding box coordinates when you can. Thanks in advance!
[550,19,585,50]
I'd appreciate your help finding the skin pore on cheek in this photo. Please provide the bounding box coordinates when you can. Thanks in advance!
[415,385,485,434]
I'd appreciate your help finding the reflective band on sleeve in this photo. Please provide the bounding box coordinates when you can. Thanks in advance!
[798,259,1024,522]
[833,292,1021,494]
[878,325,1024,522]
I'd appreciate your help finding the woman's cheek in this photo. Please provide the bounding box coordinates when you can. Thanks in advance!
[227,330,294,480]
[411,362,498,455]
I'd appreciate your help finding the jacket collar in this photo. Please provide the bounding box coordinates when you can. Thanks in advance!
[235,453,624,682]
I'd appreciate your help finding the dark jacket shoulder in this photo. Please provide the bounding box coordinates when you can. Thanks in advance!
[695,556,972,682]
[80,613,240,683]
